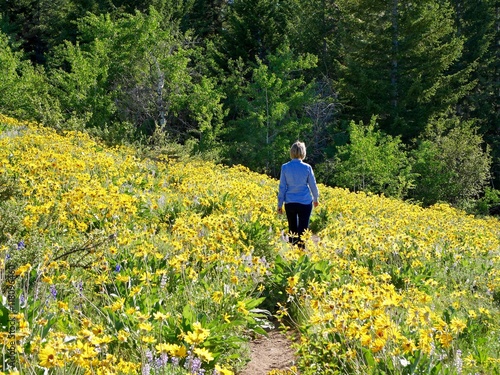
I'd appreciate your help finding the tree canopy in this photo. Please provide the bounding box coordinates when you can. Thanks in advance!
[0,0,498,211]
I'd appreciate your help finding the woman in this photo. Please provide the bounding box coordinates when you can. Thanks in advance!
[277,141,319,247]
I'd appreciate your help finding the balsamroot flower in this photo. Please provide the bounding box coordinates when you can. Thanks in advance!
[193,347,214,362]
[38,345,60,368]
[184,322,210,345]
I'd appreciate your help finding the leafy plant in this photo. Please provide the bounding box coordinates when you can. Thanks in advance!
[333,116,415,199]
[410,115,492,208]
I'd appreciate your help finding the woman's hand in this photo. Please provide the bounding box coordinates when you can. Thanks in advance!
[313,201,319,208]
[277,207,283,214]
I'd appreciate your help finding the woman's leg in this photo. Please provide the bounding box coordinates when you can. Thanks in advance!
[285,203,312,247]
[284,203,299,245]
[297,203,313,239]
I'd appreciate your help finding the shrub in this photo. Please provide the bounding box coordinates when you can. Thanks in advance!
[410,116,491,208]
[332,116,415,199]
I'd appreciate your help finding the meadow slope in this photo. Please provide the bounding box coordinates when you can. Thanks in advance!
[0,114,499,375]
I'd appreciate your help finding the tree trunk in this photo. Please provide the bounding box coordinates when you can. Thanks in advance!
[390,0,399,110]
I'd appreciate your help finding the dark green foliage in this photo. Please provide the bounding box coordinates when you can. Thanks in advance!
[223,44,318,176]
[179,0,228,39]
[410,115,492,207]
[0,31,55,123]
[336,0,469,140]
[285,0,341,78]
[221,0,295,64]
[46,9,225,148]
[473,188,500,216]
[449,0,500,188]
[0,0,499,210]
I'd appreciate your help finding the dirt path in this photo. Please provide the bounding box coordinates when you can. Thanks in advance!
[239,330,298,375]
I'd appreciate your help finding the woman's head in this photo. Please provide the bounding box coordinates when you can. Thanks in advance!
[290,141,306,160]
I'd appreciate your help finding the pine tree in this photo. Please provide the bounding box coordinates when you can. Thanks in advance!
[221,0,295,64]
[180,0,228,39]
[285,0,341,79]
[450,0,500,186]
[336,0,469,141]
[224,44,318,176]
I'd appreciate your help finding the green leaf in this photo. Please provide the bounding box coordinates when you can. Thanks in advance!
[0,302,11,328]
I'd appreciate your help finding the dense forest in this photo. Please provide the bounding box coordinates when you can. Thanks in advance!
[1,0,499,213]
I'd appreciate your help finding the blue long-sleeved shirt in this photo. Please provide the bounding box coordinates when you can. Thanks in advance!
[278,159,319,208]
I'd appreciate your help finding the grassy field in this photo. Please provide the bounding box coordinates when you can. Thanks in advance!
[1,114,499,374]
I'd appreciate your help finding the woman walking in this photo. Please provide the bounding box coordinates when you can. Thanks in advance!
[277,141,319,248]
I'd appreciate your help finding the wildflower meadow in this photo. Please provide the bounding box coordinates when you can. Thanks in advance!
[0,114,499,374]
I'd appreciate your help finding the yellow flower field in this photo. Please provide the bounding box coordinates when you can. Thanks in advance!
[0,114,499,374]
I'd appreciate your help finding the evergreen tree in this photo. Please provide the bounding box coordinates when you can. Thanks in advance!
[221,0,295,65]
[285,0,342,79]
[180,0,228,40]
[450,0,500,186]
[336,0,469,141]
[224,44,318,176]
[0,0,51,64]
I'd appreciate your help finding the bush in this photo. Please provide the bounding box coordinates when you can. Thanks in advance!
[410,116,492,208]
[332,116,415,199]
[473,187,500,216]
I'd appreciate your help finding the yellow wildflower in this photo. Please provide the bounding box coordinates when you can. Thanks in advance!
[57,301,69,311]
[184,322,210,345]
[438,331,453,348]
[214,364,234,375]
[117,330,130,342]
[41,275,53,283]
[138,322,153,332]
[38,345,59,368]
[141,336,156,344]
[153,311,170,322]
[155,343,170,354]
[129,286,142,297]
[193,347,214,362]
[450,317,467,334]
[15,263,31,277]
[107,298,125,312]
[116,274,130,283]
[237,301,249,315]
[162,343,187,358]
[212,291,224,304]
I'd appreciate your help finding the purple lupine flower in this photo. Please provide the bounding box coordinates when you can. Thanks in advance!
[142,363,150,375]
[160,273,168,289]
[50,285,57,299]
[189,357,202,374]
[114,264,121,272]
[19,294,26,305]
[171,357,180,367]
[145,349,154,363]
[155,353,168,368]
[184,351,192,370]
[74,281,84,297]
[455,349,463,374]
[17,240,25,250]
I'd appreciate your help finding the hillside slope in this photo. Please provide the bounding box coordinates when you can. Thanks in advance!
[1,114,499,374]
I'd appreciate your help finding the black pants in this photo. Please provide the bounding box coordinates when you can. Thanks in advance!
[285,202,312,247]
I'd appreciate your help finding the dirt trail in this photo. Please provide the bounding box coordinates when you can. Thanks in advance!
[239,232,317,374]
[239,330,298,375]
